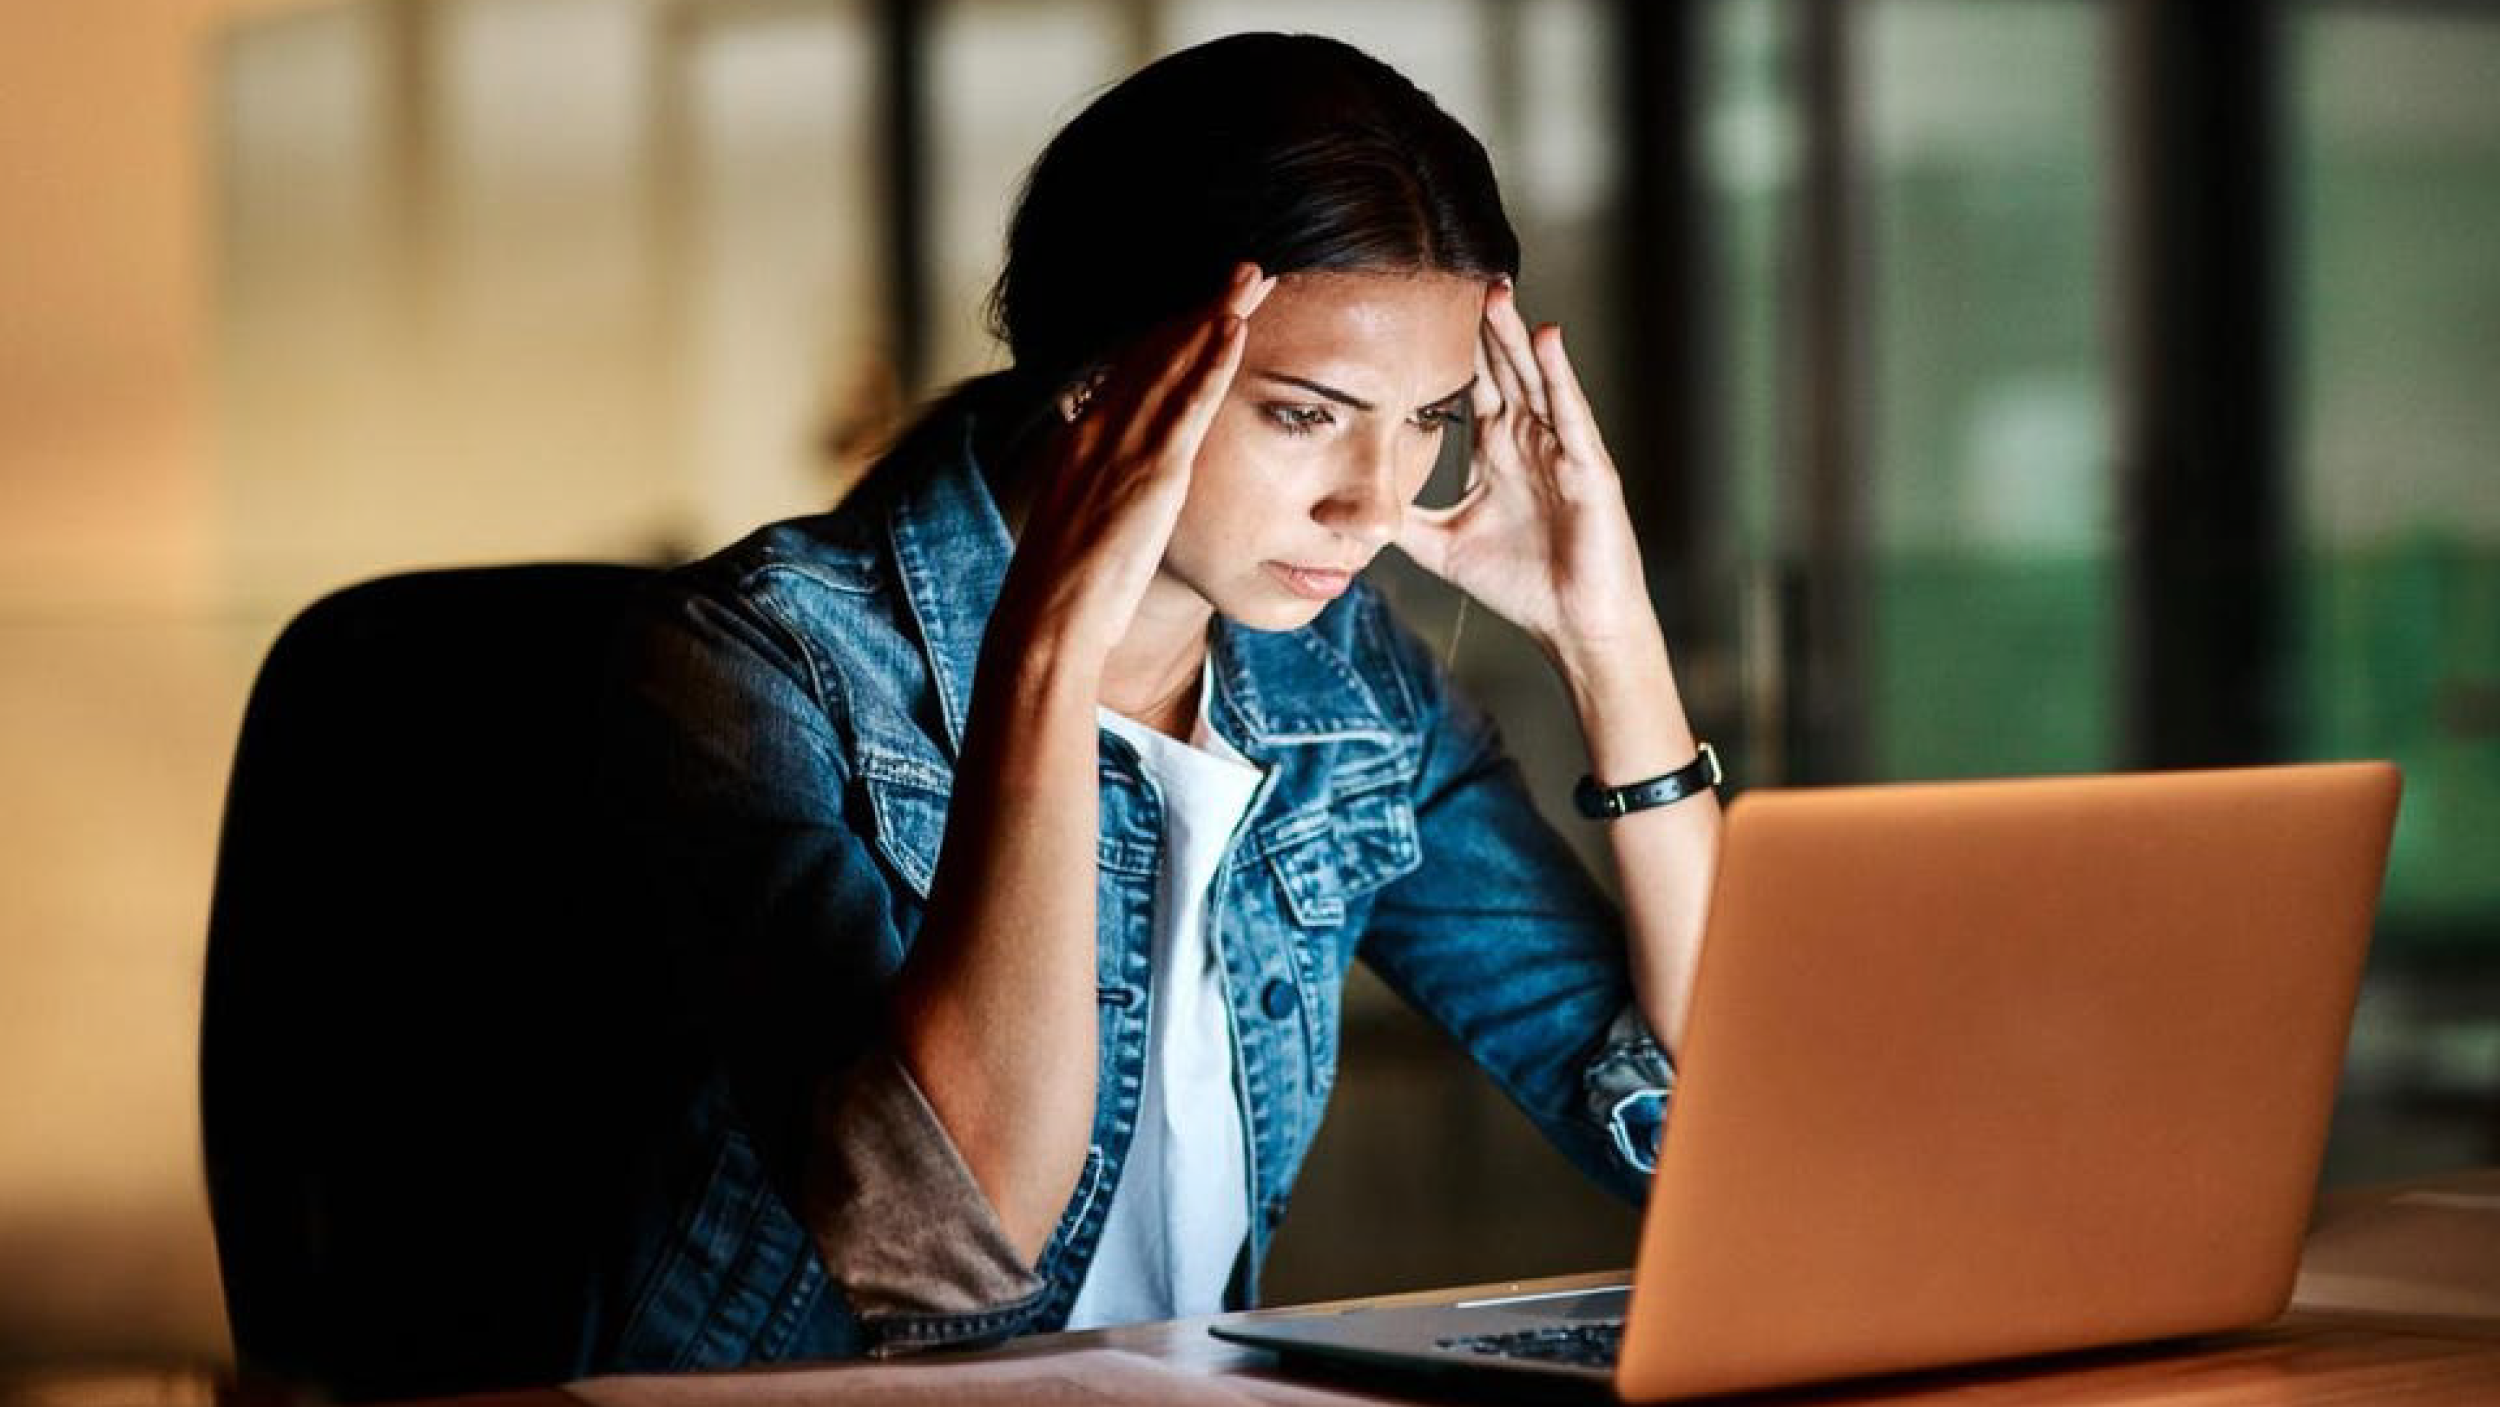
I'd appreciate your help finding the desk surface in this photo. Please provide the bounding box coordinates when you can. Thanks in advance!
[561,1169,2500,1407]
[10,1173,2495,1407]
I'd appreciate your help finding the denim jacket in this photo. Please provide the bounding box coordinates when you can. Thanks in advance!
[588,381,1674,1370]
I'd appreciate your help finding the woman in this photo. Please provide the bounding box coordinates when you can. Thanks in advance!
[592,31,1719,1369]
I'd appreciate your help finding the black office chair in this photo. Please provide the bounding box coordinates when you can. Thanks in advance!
[201,563,669,1401]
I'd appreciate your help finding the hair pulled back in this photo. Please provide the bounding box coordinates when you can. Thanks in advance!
[989,33,1520,396]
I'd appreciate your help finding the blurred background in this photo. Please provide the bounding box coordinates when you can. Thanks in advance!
[2,0,2495,1374]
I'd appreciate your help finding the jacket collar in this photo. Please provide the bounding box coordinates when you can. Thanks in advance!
[881,389,1401,763]
[882,407,1013,759]
[1208,618,1401,756]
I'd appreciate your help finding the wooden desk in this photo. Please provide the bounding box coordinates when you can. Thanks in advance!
[553,1170,2500,1406]
[8,1174,2494,1407]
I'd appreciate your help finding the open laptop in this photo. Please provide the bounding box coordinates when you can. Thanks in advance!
[1214,761,2402,1401]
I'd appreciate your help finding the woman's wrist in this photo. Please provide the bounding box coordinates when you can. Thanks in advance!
[987,630,1101,711]
[1551,624,1700,785]
[979,577,1115,697]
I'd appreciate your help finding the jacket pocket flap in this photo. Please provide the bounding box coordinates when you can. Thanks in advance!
[861,755,949,899]
[1261,787,1420,928]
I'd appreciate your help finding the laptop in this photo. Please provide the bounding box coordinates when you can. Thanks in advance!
[1213,761,2403,1401]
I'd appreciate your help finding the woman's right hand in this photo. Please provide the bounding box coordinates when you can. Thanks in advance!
[992,262,1278,667]
[897,263,1271,1261]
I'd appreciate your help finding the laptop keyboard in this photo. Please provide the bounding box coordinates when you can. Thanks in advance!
[1437,1319,1625,1368]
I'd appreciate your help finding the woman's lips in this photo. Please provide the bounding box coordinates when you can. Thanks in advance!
[1266,562,1356,601]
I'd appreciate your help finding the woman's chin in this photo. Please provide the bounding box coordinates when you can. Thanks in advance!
[1218,593,1334,634]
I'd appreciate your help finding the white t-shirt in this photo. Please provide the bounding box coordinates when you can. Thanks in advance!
[1065,668,1264,1329]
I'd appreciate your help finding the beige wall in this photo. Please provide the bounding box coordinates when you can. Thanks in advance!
[0,0,312,1365]
[2,1,205,613]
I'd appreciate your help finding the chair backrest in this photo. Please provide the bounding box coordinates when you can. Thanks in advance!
[202,563,664,1401]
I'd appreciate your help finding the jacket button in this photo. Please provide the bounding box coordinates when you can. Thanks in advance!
[1260,977,1297,1020]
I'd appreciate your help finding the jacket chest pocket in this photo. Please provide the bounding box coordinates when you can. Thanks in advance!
[1254,784,1418,1099]
[1259,784,1422,931]
[860,756,951,899]
[860,752,1161,923]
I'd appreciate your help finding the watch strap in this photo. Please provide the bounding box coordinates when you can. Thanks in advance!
[1573,742,1723,820]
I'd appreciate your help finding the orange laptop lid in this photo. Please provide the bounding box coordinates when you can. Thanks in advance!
[1618,761,2401,1400]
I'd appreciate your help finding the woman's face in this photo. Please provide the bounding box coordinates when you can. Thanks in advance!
[1159,270,1485,632]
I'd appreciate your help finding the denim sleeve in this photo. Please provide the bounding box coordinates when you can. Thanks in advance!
[1354,604,1675,1203]
[590,580,1043,1368]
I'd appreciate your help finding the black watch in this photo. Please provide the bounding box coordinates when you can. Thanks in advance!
[1573,743,1723,820]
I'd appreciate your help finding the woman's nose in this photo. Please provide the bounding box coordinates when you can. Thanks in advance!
[1315,444,1404,548]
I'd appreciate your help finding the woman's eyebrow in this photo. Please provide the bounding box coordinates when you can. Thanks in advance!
[1254,371,1374,413]
[1253,372,1479,414]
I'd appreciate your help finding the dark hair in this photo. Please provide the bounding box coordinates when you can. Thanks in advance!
[989,32,1520,395]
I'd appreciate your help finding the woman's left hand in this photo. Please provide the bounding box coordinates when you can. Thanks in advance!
[1396,280,1663,671]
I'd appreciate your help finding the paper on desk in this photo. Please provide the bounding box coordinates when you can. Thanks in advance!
[569,1347,1396,1407]
[2294,1173,2500,1329]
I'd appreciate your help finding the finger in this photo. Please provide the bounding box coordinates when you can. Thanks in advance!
[1159,312,1249,467]
[1241,273,1279,320]
[1466,338,1518,501]
[1223,262,1279,321]
[1125,264,1274,440]
[1531,324,1606,465]
[1116,310,1232,455]
[1478,321,1531,436]
[1484,281,1552,425]
[1393,502,1461,578]
[1087,264,1254,434]
[1469,337,1504,423]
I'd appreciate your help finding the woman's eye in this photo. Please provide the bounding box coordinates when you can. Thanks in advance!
[1412,405,1461,434]
[1264,403,1333,436]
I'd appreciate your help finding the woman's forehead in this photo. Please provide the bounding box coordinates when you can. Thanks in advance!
[1241,272,1482,402]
